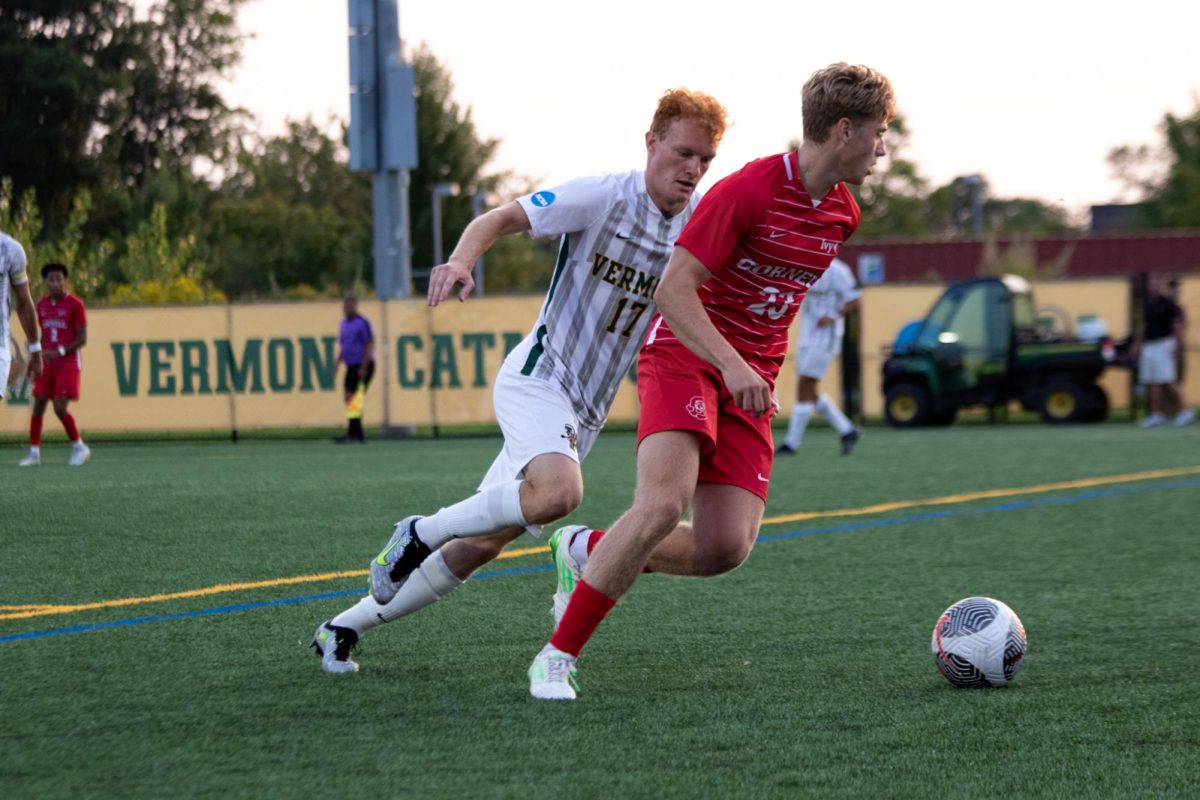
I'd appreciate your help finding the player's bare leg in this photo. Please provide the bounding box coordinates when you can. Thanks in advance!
[370,453,582,603]
[532,432,766,698]
[320,454,585,674]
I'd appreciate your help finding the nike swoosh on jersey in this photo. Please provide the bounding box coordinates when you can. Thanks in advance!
[757,473,770,482]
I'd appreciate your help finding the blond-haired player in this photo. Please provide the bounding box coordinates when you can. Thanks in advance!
[529,63,896,699]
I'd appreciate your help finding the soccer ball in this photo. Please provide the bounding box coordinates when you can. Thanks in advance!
[931,597,1027,687]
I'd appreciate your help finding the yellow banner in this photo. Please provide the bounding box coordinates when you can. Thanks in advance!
[1,298,642,433]
[2,278,1148,434]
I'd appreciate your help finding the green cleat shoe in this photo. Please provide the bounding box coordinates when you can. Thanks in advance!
[549,525,587,626]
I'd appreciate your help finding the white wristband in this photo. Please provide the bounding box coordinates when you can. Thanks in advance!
[27,342,42,354]
[57,345,66,357]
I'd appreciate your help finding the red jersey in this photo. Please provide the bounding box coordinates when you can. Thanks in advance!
[648,151,860,385]
[37,292,87,370]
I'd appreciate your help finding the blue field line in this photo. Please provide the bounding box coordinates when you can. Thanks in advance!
[3,476,1197,645]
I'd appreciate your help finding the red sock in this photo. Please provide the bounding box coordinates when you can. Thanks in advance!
[549,580,616,657]
[30,416,44,446]
[59,412,80,442]
[584,529,652,573]
[585,529,606,555]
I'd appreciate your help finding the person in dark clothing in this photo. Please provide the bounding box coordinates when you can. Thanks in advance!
[335,294,374,442]
[1138,276,1192,427]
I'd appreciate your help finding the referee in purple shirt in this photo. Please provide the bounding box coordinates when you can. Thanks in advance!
[336,294,375,443]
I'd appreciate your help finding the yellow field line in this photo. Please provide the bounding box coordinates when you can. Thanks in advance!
[761,465,1200,525]
[4,465,1196,622]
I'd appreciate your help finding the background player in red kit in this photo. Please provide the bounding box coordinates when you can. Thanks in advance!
[529,63,897,699]
[19,263,90,467]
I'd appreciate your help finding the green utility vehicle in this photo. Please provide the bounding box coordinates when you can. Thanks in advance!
[882,275,1118,426]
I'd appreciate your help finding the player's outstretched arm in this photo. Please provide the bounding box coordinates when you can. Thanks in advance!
[427,202,531,307]
[12,281,42,380]
[656,247,771,416]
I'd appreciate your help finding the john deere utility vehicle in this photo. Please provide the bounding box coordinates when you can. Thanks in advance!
[882,275,1119,426]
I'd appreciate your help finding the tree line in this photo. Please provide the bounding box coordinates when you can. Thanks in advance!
[1,1,1196,305]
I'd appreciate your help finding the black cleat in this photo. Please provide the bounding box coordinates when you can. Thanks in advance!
[775,443,796,456]
[840,429,862,456]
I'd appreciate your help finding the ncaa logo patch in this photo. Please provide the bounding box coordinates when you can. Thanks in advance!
[685,396,706,420]
[530,191,556,208]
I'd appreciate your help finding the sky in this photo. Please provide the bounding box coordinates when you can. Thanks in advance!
[222,0,1200,219]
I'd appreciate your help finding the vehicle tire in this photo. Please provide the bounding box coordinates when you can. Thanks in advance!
[1082,383,1109,422]
[1038,379,1088,423]
[885,382,933,427]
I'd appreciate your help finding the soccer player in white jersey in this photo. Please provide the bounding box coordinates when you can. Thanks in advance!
[311,90,729,673]
[776,257,863,456]
[1,231,43,399]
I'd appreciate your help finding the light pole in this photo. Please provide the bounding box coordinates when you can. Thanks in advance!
[431,182,461,267]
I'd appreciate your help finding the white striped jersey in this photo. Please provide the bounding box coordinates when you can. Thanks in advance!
[1,232,30,346]
[798,258,860,354]
[651,151,861,385]
[507,170,697,428]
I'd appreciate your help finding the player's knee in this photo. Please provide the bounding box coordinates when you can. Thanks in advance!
[695,532,754,575]
[527,481,583,523]
[632,497,689,539]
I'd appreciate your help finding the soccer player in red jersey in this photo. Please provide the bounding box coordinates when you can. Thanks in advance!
[529,63,896,699]
[19,263,90,467]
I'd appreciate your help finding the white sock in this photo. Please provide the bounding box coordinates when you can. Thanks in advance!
[816,393,854,435]
[331,551,463,633]
[568,529,592,567]
[414,480,527,549]
[73,439,86,448]
[29,445,41,457]
[785,402,815,449]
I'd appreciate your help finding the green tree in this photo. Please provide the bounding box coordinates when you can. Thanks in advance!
[209,119,372,297]
[98,0,248,188]
[1108,100,1200,229]
[408,43,504,274]
[849,115,931,236]
[0,1,136,234]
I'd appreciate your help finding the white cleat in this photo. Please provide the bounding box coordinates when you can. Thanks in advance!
[1139,413,1166,429]
[1173,408,1196,426]
[550,525,587,626]
[68,444,91,466]
[529,646,578,700]
[18,453,40,467]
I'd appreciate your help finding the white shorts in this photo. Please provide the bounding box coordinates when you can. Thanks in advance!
[478,362,600,493]
[1139,338,1177,385]
[795,346,838,380]
[0,346,10,399]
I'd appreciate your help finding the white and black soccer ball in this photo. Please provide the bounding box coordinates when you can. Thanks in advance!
[931,597,1027,687]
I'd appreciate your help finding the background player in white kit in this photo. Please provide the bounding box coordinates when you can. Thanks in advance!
[311,89,728,673]
[1,231,43,399]
[775,257,863,456]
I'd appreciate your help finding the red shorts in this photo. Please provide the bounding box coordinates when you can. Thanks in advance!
[33,367,81,400]
[636,342,774,501]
